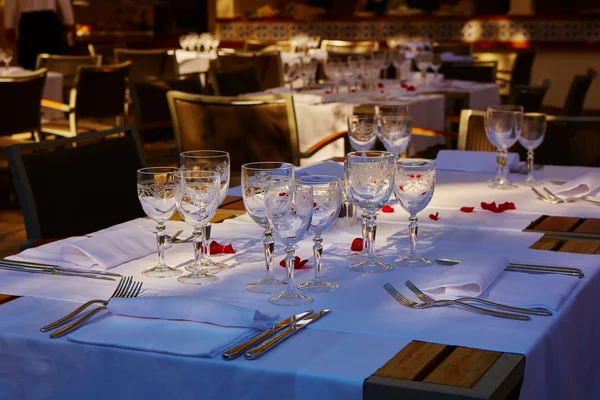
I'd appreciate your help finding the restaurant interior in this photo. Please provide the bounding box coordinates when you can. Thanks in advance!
[0,0,599,399]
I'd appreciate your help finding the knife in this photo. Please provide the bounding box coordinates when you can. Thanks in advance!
[245,309,331,360]
[222,310,313,360]
[0,259,122,278]
[0,263,116,281]
[435,258,584,278]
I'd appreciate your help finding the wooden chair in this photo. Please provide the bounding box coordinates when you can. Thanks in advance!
[320,40,379,55]
[114,48,178,79]
[215,51,284,90]
[166,92,347,177]
[208,64,263,96]
[507,79,551,113]
[458,109,495,152]
[563,69,597,116]
[41,61,131,138]
[5,126,146,246]
[497,50,536,92]
[36,54,102,99]
[440,61,497,83]
[88,43,126,65]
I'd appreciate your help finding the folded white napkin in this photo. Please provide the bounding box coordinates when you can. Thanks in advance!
[68,297,279,357]
[7,226,159,270]
[547,173,600,199]
[436,150,519,174]
[296,161,344,179]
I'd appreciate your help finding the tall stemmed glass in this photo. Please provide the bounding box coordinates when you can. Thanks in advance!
[137,167,182,278]
[518,113,547,186]
[175,170,221,285]
[297,176,342,293]
[265,183,314,306]
[1,49,12,73]
[394,160,436,267]
[242,162,294,293]
[345,151,396,273]
[181,150,230,273]
[377,115,412,156]
[485,105,524,190]
[377,105,409,118]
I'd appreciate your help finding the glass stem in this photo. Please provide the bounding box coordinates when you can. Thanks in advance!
[498,150,508,184]
[284,247,296,295]
[192,228,207,274]
[202,223,212,256]
[494,150,503,182]
[360,213,368,252]
[408,215,418,259]
[527,150,534,181]
[313,234,323,281]
[156,224,166,267]
[365,215,377,260]
[263,229,275,279]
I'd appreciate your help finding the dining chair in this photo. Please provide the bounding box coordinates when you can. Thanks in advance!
[563,69,597,116]
[457,109,496,152]
[507,79,551,113]
[41,61,131,138]
[497,50,536,92]
[114,48,179,80]
[440,61,498,83]
[320,40,379,55]
[36,54,102,100]
[536,116,600,167]
[5,126,146,246]
[215,51,284,90]
[208,64,263,96]
[88,43,126,65]
[244,40,291,52]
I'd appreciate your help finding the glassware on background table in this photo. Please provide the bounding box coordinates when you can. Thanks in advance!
[297,175,343,293]
[345,151,396,273]
[485,105,524,190]
[265,183,314,306]
[518,113,547,186]
[0,49,12,74]
[377,115,412,156]
[345,56,360,91]
[347,115,377,151]
[283,60,301,89]
[377,105,409,118]
[175,170,221,285]
[181,150,230,273]
[393,160,436,267]
[430,53,442,82]
[137,167,182,278]
[324,58,343,93]
[415,52,432,82]
[391,50,407,80]
[242,162,294,293]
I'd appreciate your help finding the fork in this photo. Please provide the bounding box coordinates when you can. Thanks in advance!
[383,283,530,321]
[41,276,133,332]
[50,280,143,338]
[540,187,599,205]
[404,280,552,316]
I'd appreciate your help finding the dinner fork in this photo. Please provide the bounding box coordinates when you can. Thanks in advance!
[41,276,133,332]
[49,280,143,339]
[383,283,530,321]
[404,280,552,316]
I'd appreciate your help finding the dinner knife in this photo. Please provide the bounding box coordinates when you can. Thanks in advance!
[222,310,313,360]
[0,259,122,278]
[0,263,116,281]
[435,258,584,278]
[245,309,331,360]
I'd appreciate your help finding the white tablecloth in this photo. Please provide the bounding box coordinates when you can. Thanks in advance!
[8,67,64,120]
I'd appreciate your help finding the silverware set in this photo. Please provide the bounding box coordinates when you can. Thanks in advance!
[222,309,330,360]
[434,258,584,278]
[0,259,122,281]
[532,187,600,205]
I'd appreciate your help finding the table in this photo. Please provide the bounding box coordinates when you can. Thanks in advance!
[7,67,64,120]
[0,162,598,400]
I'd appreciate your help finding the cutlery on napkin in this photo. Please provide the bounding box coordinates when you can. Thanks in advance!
[435,150,520,174]
[545,173,600,199]
[67,297,279,358]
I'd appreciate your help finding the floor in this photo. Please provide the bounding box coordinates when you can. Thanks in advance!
[0,209,26,259]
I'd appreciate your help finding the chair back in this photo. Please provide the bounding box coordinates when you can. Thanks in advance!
[320,40,379,55]
[208,64,262,96]
[0,69,46,136]
[563,68,597,116]
[440,61,497,83]
[114,48,178,79]
[73,61,131,119]
[167,92,300,172]
[36,54,102,98]
[5,126,146,244]
[508,79,550,113]
[536,116,600,167]
[129,75,204,144]
[457,110,495,152]
[216,51,283,90]
[244,40,291,52]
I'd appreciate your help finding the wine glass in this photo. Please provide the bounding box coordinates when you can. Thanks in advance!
[430,53,442,83]
[265,183,314,306]
[175,170,221,285]
[485,105,524,190]
[377,115,412,156]
[283,60,300,89]
[137,167,182,278]
[324,58,342,93]
[2,48,12,72]
[348,115,377,151]
[297,175,342,293]
[415,52,432,83]
[394,160,436,267]
[518,113,547,186]
[180,150,230,273]
[242,162,294,293]
[345,151,396,273]
[391,50,407,80]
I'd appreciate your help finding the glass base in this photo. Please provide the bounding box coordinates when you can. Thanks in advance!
[394,255,432,268]
[142,265,182,278]
[298,278,338,293]
[489,179,518,190]
[185,258,229,273]
[246,276,286,294]
[269,291,313,306]
[177,271,219,285]
[347,251,383,260]
[521,178,543,187]
[349,259,393,274]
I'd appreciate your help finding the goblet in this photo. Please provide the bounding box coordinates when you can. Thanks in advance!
[181,150,230,273]
[348,115,377,152]
[345,151,396,273]
[377,115,412,156]
[137,167,181,278]
[265,183,314,306]
[518,113,547,186]
[242,162,294,293]
[175,170,221,285]
[485,105,524,190]
[297,176,342,293]
[394,160,436,267]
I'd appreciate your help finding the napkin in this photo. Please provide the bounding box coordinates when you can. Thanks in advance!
[436,150,520,174]
[547,173,600,199]
[7,226,159,270]
[68,297,279,357]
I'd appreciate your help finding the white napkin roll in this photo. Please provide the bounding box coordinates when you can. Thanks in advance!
[436,150,520,174]
[547,172,600,199]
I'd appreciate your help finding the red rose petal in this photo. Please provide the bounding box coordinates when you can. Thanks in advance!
[377,82,384,88]
[209,240,236,255]
[400,82,408,89]
[460,206,475,213]
[481,201,497,212]
[380,89,385,94]
[406,86,416,92]
[481,201,517,213]
[351,89,356,93]
[279,256,310,269]
[429,212,440,221]
[324,90,332,94]
[381,205,394,213]
[351,237,363,252]
[279,192,287,197]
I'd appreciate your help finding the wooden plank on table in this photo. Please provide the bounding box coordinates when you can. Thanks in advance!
[423,347,502,388]
[373,341,451,381]
[529,236,563,251]
[557,239,600,255]
[221,195,243,207]
[573,218,600,235]
[531,216,581,233]
[220,199,246,211]
[0,294,19,305]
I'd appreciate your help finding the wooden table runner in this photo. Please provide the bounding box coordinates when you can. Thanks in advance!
[526,216,600,254]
